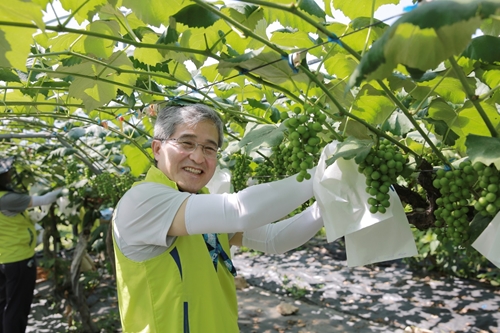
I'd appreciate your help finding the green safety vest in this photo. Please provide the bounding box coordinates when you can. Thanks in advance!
[113,166,239,333]
[0,191,35,264]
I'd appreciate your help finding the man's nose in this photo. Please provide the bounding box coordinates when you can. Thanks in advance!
[189,145,205,163]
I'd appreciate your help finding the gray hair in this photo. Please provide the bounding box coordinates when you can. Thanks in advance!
[153,103,224,147]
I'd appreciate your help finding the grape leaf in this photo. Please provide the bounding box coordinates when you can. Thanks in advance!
[351,84,396,125]
[462,35,500,63]
[382,110,414,137]
[325,137,373,166]
[134,32,165,66]
[122,0,186,27]
[298,0,325,18]
[218,49,305,84]
[332,0,398,20]
[262,5,319,32]
[173,4,220,28]
[0,67,21,82]
[465,134,500,169]
[84,21,121,59]
[247,98,280,123]
[123,144,151,177]
[59,0,107,25]
[239,123,284,152]
[0,26,36,70]
[324,53,358,79]
[424,118,459,146]
[224,2,259,16]
[480,16,500,36]
[48,147,78,158]
[348,0,500,88]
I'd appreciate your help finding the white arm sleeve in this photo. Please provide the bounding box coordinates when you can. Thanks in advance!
[241,202,323,254]
[185,169,316,235]
[31,188,62,207]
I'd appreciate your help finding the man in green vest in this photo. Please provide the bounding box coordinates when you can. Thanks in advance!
[113,104,325,332]
[0,157,62,333]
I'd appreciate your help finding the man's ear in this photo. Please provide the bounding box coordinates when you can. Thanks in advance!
[151,140,162,159]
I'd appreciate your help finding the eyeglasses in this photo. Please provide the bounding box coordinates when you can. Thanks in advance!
[157,137,220,159]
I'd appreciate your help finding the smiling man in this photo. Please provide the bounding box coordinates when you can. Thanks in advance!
[112,103,325,332]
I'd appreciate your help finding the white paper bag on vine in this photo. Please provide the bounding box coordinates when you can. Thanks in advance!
[472,212,500,268]
[313,140,417,267]
[27,206,49,246]
[206,166,231,195]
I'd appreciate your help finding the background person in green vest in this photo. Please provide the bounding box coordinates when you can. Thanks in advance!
[113,104,326,332]
[0,157,62,333]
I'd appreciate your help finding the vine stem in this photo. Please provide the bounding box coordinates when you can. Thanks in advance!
[0,21,211,57]
[448,56,498,138]
[0,113,154,164]
[239,0,361,60]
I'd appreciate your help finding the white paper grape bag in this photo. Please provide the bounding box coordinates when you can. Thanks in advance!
[345,186,418,267]
[206,166,231,195]
[313,141,417,266]
[472,212,500,268]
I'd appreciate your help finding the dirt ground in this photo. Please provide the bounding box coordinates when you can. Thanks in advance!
[27,237,500,333]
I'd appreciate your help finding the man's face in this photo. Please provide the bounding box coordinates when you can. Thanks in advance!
[152,120,219,193]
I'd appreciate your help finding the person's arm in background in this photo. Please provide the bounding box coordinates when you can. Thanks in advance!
[229,201,323,254]
[0,188,62,216]
[29,188,62,207]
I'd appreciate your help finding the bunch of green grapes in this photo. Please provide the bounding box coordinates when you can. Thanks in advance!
[270,143,293,178]
[357,140,407,214]
[118,172,136,196]
[473,162,500,217]
[230,152,253,192]
[93,172,136,206]
[281,105,326,182]
[65,162,80,185]
[254,161,276,184]
[94,172,116,203]
[433,161,476,245]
